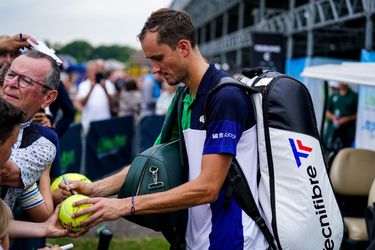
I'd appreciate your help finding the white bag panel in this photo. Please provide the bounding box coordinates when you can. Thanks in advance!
[268,128,343,250]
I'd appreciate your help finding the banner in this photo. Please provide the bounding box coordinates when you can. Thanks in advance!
[355,50,375,150]
[251,33,285,72]
[137,114,165,153]
[85,116,134,180]
[60,123,82,174]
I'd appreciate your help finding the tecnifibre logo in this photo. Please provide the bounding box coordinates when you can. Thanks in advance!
[289,138,313,167]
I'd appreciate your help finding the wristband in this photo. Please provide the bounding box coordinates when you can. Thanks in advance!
[131,196,136,215]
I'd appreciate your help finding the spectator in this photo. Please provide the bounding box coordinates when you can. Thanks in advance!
[324,82,358,152]
[0,97,24,167]
[11,117,62,250]
[140,70,162,115]
[0,50,59,210]
[118,78,141,117]
[1,199,78,248]
[76,60,116,132]
[0,49,78,248]
[0,95,78,248]
[0,34,37,88]
[0,198,13,250]
[155,77,177,115]
[0,33,37,54]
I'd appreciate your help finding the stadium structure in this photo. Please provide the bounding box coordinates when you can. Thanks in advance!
[170,0,375,73]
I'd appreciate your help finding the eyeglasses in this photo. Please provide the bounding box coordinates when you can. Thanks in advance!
[4,68,53,90]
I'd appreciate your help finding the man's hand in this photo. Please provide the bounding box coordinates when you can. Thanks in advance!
[59,180,94,199]
[72,197,126,229]
[0,160,22,187]
[33,112,52,127]
[0,33,38,52]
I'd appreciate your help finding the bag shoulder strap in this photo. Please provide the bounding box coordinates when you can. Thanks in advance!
[158,86,185,143]
[229,160,277,250]
[157,86,188,249]
[157,85,189,169]
[205,74,277,249]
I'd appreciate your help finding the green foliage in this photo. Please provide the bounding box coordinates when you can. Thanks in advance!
[47,236,169,250]
[57,41,93,63]
[57,41,135,63]
[92,45,135,63]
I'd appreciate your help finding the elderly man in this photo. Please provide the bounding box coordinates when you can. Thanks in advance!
[0,50,60,209]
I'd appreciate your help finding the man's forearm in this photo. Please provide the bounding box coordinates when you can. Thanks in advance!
[91,166,129,197]
[80,84,95,106]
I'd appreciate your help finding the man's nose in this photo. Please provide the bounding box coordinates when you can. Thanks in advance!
[4,75,19,88]
[151,62,161,74]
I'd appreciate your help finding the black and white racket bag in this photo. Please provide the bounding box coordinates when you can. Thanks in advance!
[209,68,343,250]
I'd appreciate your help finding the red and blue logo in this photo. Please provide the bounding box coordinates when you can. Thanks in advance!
[289,138,313,167]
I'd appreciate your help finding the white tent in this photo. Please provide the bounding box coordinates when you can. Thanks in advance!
[302,62,375,151]
[301,62,375,87]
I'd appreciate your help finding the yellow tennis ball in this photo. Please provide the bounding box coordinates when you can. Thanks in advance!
[50,173,92,191]
[59,194,92,232]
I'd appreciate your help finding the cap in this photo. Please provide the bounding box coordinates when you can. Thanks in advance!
[328,81,339,88]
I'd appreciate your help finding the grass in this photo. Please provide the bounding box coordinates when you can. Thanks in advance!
[47,236,169,250]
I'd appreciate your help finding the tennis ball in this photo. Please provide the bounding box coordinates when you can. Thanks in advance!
[59,194,92,232]
[50,173,91,191]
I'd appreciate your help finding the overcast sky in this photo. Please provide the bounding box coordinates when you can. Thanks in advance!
[0,0,173,49]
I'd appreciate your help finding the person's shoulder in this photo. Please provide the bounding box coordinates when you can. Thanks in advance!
[210,84,250,110]
[78,79,90,88]
[348,89,358,97]
[34,124,59,146]
[213,84,247,100]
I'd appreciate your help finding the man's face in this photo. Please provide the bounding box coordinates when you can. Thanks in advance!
[86,62,97,80]
[0,51,18,67]
[0,125,19,166]
[141,32,186,86]
[2,55,54,120]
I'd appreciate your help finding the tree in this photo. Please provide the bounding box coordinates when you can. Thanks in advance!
[57,40,93,62]
[57,41,136,63]
[92,45,135,62]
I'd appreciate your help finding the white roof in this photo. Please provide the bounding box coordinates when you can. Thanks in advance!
[301,62,375,87]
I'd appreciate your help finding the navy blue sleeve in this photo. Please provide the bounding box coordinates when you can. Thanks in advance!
[203,86,255,156]
[50,82,76,137]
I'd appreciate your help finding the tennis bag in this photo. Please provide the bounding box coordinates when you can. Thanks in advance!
[208,68,344,250]
[118,87,188,249]
[118,139,187,226]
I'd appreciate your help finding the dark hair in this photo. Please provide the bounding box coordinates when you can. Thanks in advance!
[0,62,10,86]
[125,79,138,91]
[23,50,60,92]
[138,8,197,49]
[0,97,24,144]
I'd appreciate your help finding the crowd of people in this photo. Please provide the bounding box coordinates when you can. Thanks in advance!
[0,7,359,250]
[60,56,177,134]
[0,31,178,250]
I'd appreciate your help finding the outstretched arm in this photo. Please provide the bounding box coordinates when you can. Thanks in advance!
[72,153,232,228]
[9,204,84,238]
[0,33,37,52]
[60,165,130,198]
